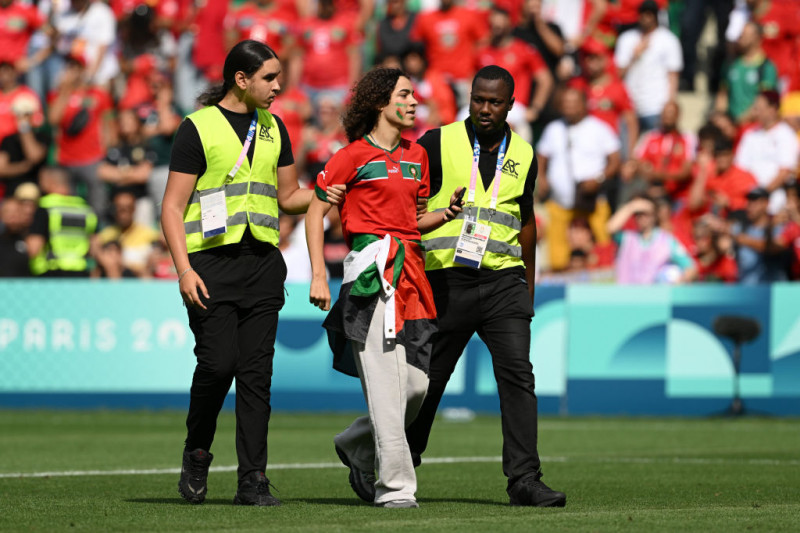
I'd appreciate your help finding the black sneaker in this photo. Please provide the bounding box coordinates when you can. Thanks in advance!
[335,444,376,502]
[508,475,566,507]
[233,472,281,506]
[178,448,213,504]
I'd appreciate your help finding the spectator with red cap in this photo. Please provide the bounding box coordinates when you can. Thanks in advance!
[224,0,298,60]
[569,36,638,156]
[626,100,696,206]
[410,0,488,107]
[474,3,552,141]
[735,90,800,214]
[294,0,361,114]
[47,53,115,220]
[0,0,44,73]
[614,0,682,132]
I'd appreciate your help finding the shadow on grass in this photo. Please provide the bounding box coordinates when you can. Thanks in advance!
[125,498,234,506]
[297,498,506,507]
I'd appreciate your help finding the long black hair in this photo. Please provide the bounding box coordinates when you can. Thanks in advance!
[197,40,278,107]
[342,67,407,143]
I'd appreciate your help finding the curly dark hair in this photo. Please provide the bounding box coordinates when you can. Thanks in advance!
[342,68,407,143]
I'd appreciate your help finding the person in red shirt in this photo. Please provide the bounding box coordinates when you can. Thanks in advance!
[754,0,800,92]
[474,4,552,141]
[627,101,696,205]
[401,45,457,139]
[701,137,758,215]
[301,95,347,179]
[306,67,462,508]
[410,0,488,106]
[692,217,738,282]
[569,37,638,156]
[294,0,360,112]
[47,54,114,219]
[774,180,800,279]
[269,63,311,161]
[0,61,44,143]
[224,0,298,60]
[0,0,44,70]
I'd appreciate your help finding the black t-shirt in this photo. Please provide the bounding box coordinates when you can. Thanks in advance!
[417,119,537,286]
[169,105,294,176]
[0,129,51,196]
[104,141,159,199]
[377,13,417,59]
[512,22,564,75]
[168,105,295,255]
[0,230,30,277]
[29,207,49,240]
[417,119,537,223]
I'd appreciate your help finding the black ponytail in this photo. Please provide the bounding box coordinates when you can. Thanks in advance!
[197,40,279,107]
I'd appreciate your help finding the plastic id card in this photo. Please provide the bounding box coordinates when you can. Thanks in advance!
[454,215,491,268]
[200,190,227,238]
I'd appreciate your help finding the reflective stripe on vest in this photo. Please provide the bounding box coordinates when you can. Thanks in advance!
[31,194,97,275]
[183,106,281,253]
[421,122,533,271]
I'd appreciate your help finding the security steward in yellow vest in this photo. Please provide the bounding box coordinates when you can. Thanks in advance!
[407,66,566,507]
[26,167,98,277]
[161,41,343,507]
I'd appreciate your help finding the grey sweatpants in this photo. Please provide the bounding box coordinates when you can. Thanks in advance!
[334,295,429,504]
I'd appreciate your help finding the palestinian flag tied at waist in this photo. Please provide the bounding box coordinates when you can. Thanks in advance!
[323,233,438,377]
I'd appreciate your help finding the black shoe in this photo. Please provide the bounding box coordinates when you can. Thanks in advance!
[508,475,566,507]
[178,448,213,504]
[334,444,376,502]
[233,472,281,506]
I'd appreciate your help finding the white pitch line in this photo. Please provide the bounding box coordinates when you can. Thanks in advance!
[1,455,798,480]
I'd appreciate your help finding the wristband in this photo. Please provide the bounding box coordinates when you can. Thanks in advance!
[17,122,32,134]
[178,267,194,282]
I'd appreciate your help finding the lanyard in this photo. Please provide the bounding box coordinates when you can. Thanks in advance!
[468,125,508,211]
[227,110,259,182]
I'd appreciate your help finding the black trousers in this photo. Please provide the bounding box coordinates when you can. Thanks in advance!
[184,244,286,480]
[406,268,541,490]
[681,0,732,94]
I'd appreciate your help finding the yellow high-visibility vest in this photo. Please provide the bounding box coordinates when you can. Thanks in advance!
[183,106,281,253]
[422,122,533,271]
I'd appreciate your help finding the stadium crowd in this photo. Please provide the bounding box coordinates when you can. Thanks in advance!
[1,0,799,283]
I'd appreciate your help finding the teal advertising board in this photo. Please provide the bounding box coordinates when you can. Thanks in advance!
[1,280,798,414]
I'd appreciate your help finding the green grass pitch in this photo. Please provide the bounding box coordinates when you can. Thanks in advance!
[1,411,798,532]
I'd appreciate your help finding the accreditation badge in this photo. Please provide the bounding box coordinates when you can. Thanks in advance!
[200,189,228,238]
[453,215,491,268]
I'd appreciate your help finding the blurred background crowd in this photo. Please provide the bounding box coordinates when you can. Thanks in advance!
[1,0,799,284]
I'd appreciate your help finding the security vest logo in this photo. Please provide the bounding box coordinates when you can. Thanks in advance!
[259,124,273,142]
[501,158,519,178]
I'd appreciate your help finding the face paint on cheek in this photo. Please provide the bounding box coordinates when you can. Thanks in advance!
[395,103,407,120]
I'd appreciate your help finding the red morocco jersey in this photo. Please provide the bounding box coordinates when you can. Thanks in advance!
[315,137,430,246]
